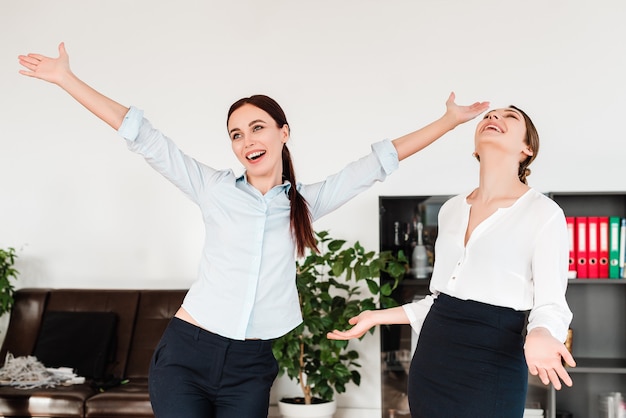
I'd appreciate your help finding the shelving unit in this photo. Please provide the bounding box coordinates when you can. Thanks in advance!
[548,191,626,418]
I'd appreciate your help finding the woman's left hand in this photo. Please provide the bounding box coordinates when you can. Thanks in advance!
[524,327,576,390]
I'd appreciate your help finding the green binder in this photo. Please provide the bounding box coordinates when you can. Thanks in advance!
[609,216,621,278]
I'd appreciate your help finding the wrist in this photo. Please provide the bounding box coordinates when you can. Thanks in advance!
[57,69,78,90]
[439,112,459,132]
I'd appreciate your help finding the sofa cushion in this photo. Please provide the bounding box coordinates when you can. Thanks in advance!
[0,383,96,417]
[45,290,140,378]
[33,311,118,379]
[85,378,153,418]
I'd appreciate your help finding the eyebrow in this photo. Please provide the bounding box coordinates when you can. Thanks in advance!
[228,119,267,135]
[505,108,523,116]
[486,108,523,117]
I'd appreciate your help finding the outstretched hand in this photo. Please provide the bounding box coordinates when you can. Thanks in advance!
[326,310,378,341]
[18,42,71,86]
[524,327,576,390]
[444,91,490,126]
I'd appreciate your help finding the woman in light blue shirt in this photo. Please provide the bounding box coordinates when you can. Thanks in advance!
[18,42,488,418]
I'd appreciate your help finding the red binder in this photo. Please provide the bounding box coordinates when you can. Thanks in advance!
[599,217,609,278]
[587,217,599,278]
[575,217,588,279]
[566,217,577,277]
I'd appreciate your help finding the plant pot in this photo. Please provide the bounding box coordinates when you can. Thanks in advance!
[278,398,337,418]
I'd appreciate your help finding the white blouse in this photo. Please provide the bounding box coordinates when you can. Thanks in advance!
[403,188,573,342]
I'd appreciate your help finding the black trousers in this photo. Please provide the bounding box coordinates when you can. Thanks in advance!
[149,318,278,418]
[408,294,528,418]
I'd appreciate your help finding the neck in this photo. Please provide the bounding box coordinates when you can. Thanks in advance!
[475,157,528,201]
[247,171,283,195]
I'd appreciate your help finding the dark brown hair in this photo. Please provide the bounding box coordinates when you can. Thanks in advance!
[510,105,539,185]
[227,95,318,257]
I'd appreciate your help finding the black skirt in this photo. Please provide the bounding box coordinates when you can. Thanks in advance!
[408,293,528,418]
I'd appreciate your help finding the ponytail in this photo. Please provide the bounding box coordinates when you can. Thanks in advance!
[282,145,318,257]
[518,163,532,185]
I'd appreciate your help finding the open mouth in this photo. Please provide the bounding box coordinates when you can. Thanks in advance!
[246,151,266,161]
[484,124,502,133]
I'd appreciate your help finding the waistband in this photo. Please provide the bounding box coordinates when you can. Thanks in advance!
[170,317,274,352]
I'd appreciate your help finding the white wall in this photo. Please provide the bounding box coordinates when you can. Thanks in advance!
[2,0,625,412]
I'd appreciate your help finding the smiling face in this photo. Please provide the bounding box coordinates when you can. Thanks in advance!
[474,107,533,163]
[227,103,289,189]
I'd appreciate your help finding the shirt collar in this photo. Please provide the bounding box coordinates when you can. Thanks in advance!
[236,172,292,196]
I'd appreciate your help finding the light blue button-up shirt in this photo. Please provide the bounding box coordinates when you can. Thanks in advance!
[119,106,399,340]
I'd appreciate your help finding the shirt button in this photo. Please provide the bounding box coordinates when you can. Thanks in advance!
[451,276,456,280]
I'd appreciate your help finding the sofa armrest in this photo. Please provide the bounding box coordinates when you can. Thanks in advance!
[0,288,50,362]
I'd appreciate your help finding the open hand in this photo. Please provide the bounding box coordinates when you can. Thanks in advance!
[524,327,576,390]
[326,311,377,340]
[444,91,490,127]
[18,42,71,85]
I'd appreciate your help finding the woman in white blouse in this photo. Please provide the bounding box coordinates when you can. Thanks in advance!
[328,105,576,417]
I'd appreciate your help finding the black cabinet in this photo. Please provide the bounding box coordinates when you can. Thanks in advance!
[379,195,447,418]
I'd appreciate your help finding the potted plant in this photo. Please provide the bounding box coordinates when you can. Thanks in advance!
[0,247,19,318]
[272,230,407,418]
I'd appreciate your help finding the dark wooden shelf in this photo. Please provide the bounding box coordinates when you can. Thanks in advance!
[568,279,626,284]
[567,357,626,374]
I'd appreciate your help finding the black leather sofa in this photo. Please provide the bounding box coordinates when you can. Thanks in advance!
[0,288,186,418]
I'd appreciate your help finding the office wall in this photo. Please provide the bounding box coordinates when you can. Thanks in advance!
[1,0,625,412]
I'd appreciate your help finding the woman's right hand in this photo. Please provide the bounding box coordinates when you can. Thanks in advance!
[442,91,490,128]
[18,42,72,86]
[327,310,377,340]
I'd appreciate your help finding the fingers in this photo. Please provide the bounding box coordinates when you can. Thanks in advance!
[17,54,43,76]
[471,101,490,112]
[326,326,367,340]
[58,42,69,58]
[446,91,456,105]
[18,54,41,66]
[530,366,551,386]
[326,330,353,340]
[561,348,577,368]
[528,360,574,390]
[547,368,561,390]
[555,366,573,388]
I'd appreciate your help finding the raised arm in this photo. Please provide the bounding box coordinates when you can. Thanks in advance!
[18,42,128,130]
[392,92,489,161]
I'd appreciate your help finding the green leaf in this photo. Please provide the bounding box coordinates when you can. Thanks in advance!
[381,281,395,296]
[0,247,19,318]
[365,279,379,294]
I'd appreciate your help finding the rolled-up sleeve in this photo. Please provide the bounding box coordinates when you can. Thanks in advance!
[372,139,400,176]
[300,139,399,220]
[117,106,144,141]
[402,294,436,341]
